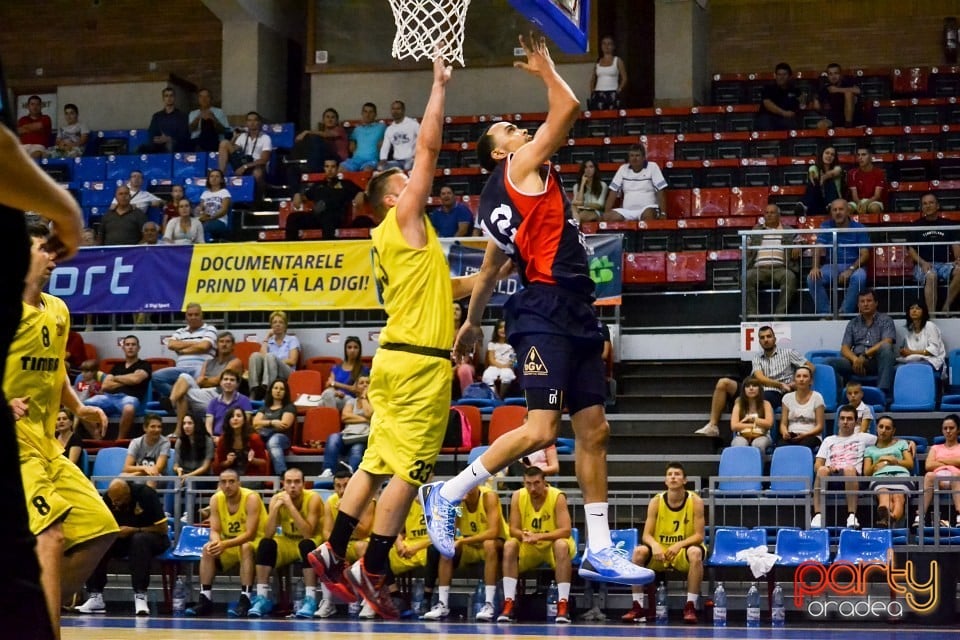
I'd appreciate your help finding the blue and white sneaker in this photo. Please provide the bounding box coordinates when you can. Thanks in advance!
[247,594,274,618]
[419,481,460,558]
[579,546,656,585]
[295,595,318,618]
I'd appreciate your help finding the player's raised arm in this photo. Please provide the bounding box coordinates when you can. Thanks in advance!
[508,34,580,182]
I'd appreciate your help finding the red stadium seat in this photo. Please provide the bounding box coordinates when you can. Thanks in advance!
[691,188,731,217]
[666,251,707,283]
[623,252,666,284]
[289,407,342,455]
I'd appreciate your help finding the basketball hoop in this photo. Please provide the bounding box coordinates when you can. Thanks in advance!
[388,0,471,67]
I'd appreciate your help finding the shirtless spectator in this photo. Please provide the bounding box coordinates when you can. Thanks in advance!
[340,103,385,172]
[756,63,801,131]
[142,87,190,153]
[907,193,960,313]
[812,63,861,129]
[809,405,876,529]
[188,88,230,153]
[48,103,89,158]
[428,185,473,237]
[848,145,886,214]
[603,145,667,222]
[17,95,52,158]
[379,100,420,171]
[100,185,148,246]
[218,111,272,190]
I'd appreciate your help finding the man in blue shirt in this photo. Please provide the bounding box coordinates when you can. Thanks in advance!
[340,103,386,172]
[807,199,870,315]
[826,289,897,398]
[428,186,473,237]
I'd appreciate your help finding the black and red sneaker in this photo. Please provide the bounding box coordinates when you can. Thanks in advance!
[343,558,399,620]
[306,541,358,604]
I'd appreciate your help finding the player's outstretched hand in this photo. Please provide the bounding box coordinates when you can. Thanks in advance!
[77,404,108,432]
[513,32,554,76]
[434,53,452,86]
[454,320,482,361]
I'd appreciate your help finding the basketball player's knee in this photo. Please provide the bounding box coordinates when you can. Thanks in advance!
[36,523,65,557]
[579,420,609,452]
[503,539,519,558]
[553,540,570,560]
[633,545,649,565]
[298,538,316,561]
[256,537,278,567]
[687,546,703,564]
[482,538,499,558]
[241,542,256,559]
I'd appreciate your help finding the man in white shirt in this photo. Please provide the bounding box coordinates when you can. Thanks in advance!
[603,144,668,222]
[810,404,877,529]
[110,170,164,213]
[218,111,273,189]
[378,100,420,171]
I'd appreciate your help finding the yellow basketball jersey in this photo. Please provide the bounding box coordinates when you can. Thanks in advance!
[371,207,454,351]
[277,491,322,543]
[652,490,697,546]
[457,485,508,539]
[215,487,267,541]
[327,493,373,541]
[4,293,70,461]
[402,496,428,544]
[518,485,563,534]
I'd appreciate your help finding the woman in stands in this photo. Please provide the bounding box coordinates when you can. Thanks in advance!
[173,413,214,485]
[571,159,608,222]
[197,168,232,242]
[161,184,186,229]
[251,378,296,475]
[317,374,372,480]
[481,319,517,397]
[319,335,369,412]
[778,365,824,451]
[213,407,268,475]
[800,146,844,215]
[163,198,205,245]
[588,35,627,110]
[452,302,482,399]
[863,415,913,528]
[55,408,84,467]
[897,299,946,375]
[247,310,301,400]
[729,377,774,451]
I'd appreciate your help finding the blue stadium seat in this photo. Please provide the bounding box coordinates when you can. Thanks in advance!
[183,177,207,203]
[834,529,892,564]
[94,129,131,155]
[80,181,116,207]
[170,525,210,559]
[265,122,296,149]
[805,350,841,364]
[106,154,140,181]
[39,157,73,183]
[717,446,762,493]
[90,446,128,491]
[889,363,936,411]
[226,175,255,203]
[141,153,173,181]
[611,528,638,554]
[72,156,107,183]
[775,528,830,566]
[707,527,767,566]
[128,129,151,153]
[76,449,90,476]
[860,386,887,417]
[173,152,208,180]
[812,363,839,413]
[466,445,488,466]
[767,445,813,495]
[941,394,960,411]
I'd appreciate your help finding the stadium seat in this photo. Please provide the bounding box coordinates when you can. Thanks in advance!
[623,252,666,284]
[451,405,483,449]
[487,405,528,444]
[707,527,767,566]
[90,446,128,491]
[466,445,488,466]
[303,356,342,384]
[811,363,839,413]
[774,528,830,566]
[716,446,762,493]
[80,181,116,207]
[690,187,731,217]
[665,251,707,283]
[889,363,936,411]
[105,154,140,182]
[141,153,173,181]
[767,445,813,495]
[287,370,324,413]
[173,152,208,180]
[232,341,261,372]
[610,528,638,556]
[860,386,887,417]
[834,529,892,564]
[289,407,341,455]
[226,175,255,203]
[265,123,296,149]
[170,525,210,559]
[804,350,841,364]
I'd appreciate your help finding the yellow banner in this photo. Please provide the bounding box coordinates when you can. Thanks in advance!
[184,241,381,310]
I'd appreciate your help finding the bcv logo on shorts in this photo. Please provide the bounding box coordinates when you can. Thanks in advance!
[523,347,549,376]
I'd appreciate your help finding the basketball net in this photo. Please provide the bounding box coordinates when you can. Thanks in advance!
[388,0,470,67]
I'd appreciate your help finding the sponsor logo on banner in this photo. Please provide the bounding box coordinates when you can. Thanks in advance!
[739,321,793,361]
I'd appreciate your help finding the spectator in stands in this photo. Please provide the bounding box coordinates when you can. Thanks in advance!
[17,95,52,158]
[521,443,560,476]
[603,144,667,222]
[251,379,296,476]
[379,100,420,170]
[756,62,801,131]
[188,88,230,152]
[205,369,253,439]
[317,375,371,480]
[218,111,272,190]
[799,146,844,216]
[778,365,825,451]
[907,192,960,313]
[810,404,877,529]
[844,382,876,433]
[807,198,870,315]
[185,468,267,617]
[848,145,887,214]
[916,414,960,529]
[163,198,205,245]
[48,103,88,158]
[745,204,800,318]
[812,63,861,129]
[173,414,214,489]
[429,185,473,237]
[729,377,774,451]
[697,326,811,436]
[340,102,385,172]
[481,319,516,397]
[73,479,169,616]
[285,159,364,241]
[152,303,218,398]
[65,329,87,377]
[197,168,232,242]
[84,335,151,439]
[826,289,897,398]
[121,413,171,487]
[588,35,627,111]
[100,184,148,245]
[56,408,84,468]
[295,107,349,168]
[170,330,241,430]
[318,336,369,411]
[452,302,482,398]
[162,184,186,228]
[623,462,705,624]
[81,226,97,246]
[142,87,190,153]
[248,311,301,400]
[497,466,574,624]
[864,415,913,528]
[571,159,608,222]
[111,170,165,213]
[74,358,104,402]
[139,221,161,245]
[897,299,946,374]
[213,407,268,475]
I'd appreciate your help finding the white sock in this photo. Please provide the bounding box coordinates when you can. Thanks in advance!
[687,592,699,605]
[321,584,331,600]
[503,577,518,600]
[438,586,450,607]
[201,588,212,599]
[631,586,643,598]
[439,460,493,501]
[639,592,648,607]
[558,582,571,601]
[584,502,613,552]
[256,583,269,598]
[305,586,316,600]
[485,585,497,605]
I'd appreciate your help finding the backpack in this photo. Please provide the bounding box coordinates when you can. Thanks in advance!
[462,382,497,401]
[443,406,473,448]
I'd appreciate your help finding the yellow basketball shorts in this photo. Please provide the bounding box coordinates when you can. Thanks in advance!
[389,545,428,575]
[218,536,262,571]
[517,537,576,573]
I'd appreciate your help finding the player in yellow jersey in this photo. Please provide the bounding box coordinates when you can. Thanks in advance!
[623,463,705,624]
[246,468,326,618]
[308,54,480,620]
[5,221,118,638]
[499,466,574,623]
[186,468,267,617]
[421,484,507,621]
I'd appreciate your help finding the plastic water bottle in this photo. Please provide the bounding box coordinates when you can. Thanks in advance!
[746,582,761,627]
[771,583,785,627]
[172,576,187,616]
[292,578,305,614]
[713,582,727,627]
[546,580,558,622]
[655,581,668,624]
[472,580,485,620]
[348,600,361,618]
[411,577,425,616]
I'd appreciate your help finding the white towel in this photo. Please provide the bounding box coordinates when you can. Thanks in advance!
[735,545,781,578]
